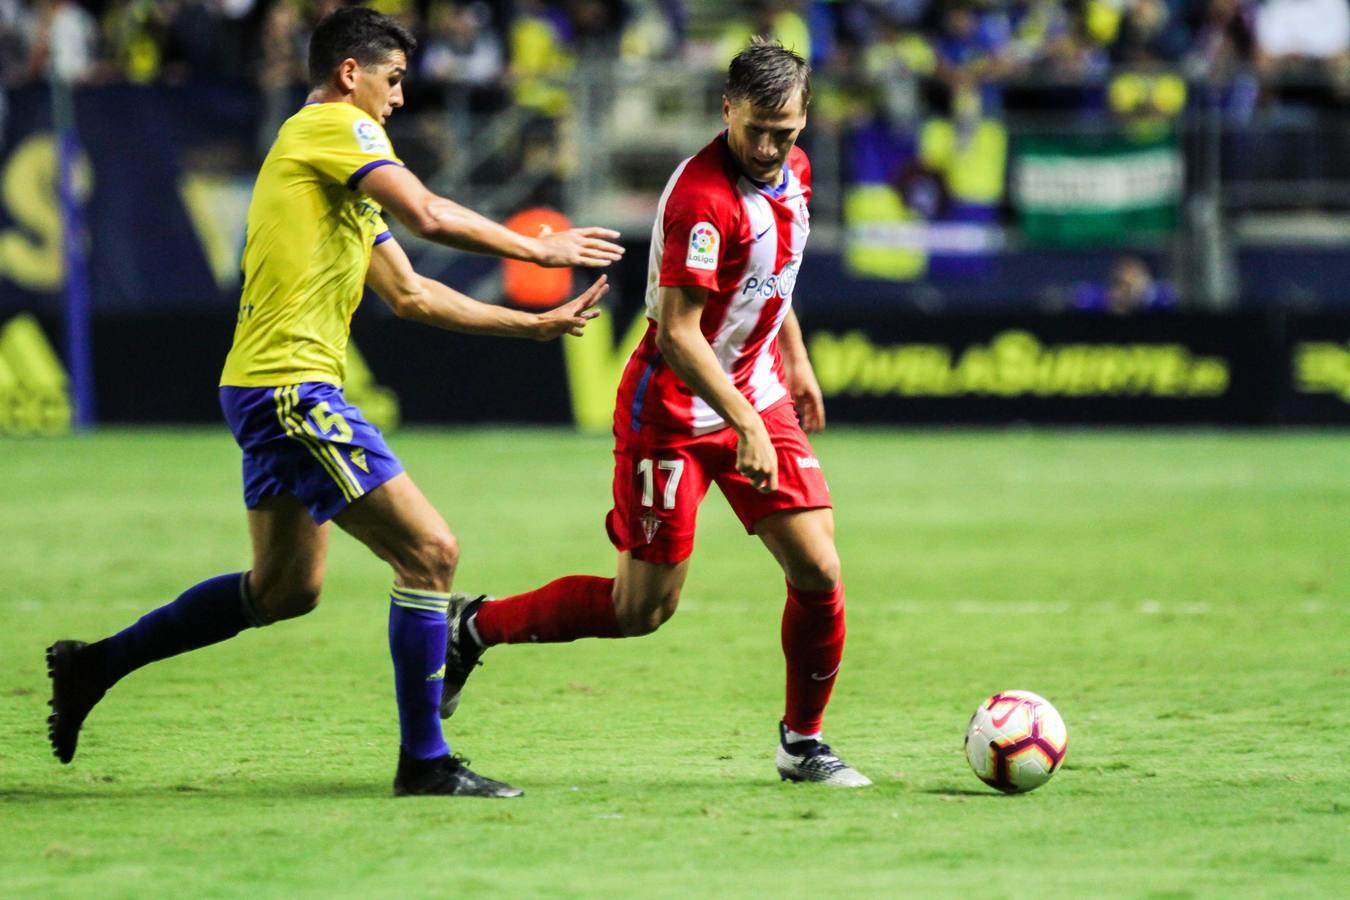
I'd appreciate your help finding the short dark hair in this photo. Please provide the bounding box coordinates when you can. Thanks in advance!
[307,6,417,88]
[726,37,811,112]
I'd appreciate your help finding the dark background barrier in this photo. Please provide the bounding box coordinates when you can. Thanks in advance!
[31,311,574,426]
[800,311,1276,426]
[1279,314,1350,425]
[17,308,1350,428]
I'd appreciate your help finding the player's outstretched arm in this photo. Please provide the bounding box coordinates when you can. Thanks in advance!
[656,285,778,493]
[779,309,825,433]
[366,236,607,340]
[358,165,624,268]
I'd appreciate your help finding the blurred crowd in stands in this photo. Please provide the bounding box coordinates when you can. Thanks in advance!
[1,1,1346,110]
[3,1,1348,295]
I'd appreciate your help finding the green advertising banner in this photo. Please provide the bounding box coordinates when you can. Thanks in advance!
[1013,133,1183,245]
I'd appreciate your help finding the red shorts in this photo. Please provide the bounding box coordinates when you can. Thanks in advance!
[605,400,832,565]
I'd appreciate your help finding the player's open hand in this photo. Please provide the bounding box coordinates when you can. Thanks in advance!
[532,275,608,340]
[534,224,624,268]
[736,421,779,494]
[789,368,826,433]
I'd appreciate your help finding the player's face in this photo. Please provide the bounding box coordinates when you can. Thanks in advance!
[351,50,407,124]
[722,91,807,185]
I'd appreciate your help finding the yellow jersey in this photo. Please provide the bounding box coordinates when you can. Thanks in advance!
[220,101,402,387]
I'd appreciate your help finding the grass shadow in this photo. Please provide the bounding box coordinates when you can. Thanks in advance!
[0,780,385,802]
[921,786,1006,798]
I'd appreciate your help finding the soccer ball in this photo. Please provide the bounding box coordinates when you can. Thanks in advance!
[964,690,1068,793]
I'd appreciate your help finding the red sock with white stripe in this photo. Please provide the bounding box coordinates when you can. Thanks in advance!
[781,579,846,736]
[472,576,621,646]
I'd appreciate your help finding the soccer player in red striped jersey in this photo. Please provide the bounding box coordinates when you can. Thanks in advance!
[442,39,869,787]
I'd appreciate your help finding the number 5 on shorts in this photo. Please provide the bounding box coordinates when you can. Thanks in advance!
[638,458,684,509]
[309,401,354,443]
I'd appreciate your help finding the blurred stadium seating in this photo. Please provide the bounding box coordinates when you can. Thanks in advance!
[2,1,1350,431]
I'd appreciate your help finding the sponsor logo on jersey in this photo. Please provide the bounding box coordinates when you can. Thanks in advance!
[353,118,391,155]
[741,259,800,302]
[777,260,799,298]
[686,222,719,271]
[355,200,383,225]
[797,455,821,469]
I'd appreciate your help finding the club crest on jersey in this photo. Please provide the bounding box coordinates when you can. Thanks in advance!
[640,511,662,543]
[686,222,719,271]
[353,118,391,155]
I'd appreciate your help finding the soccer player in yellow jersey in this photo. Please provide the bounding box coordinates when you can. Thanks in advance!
[45,7,622,797]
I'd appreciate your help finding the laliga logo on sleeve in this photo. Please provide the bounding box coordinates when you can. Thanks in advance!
[353,118,391,155]
[686,222,719,271]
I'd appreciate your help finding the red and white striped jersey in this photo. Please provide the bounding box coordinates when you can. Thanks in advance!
[616,134,811,435]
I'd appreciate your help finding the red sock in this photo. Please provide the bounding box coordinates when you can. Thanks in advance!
[473,576,621,646]
[781,579,846,736]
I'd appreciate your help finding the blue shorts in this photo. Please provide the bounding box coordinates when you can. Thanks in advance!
[219,383,404,524]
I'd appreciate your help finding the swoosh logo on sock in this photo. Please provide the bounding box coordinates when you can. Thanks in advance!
[426,664,445,682]
[809,664,840,682]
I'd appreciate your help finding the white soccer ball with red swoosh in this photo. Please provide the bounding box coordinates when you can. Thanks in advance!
[964,690,1068,793]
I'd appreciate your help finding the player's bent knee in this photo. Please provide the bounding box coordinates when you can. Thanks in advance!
[431,531,460,573]
[398,532,459,592]
[276,588,321,621]
[619,606,674,637]
[615,588,680,637]
[787,553,841,594]
[257,585,322,623]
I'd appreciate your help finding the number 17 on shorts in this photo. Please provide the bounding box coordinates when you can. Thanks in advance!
[606,444,710,565]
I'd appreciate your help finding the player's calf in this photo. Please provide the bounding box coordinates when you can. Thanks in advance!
[440,576,629,718]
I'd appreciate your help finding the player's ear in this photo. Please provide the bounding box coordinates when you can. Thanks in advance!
[337,58,360,92]
[721,95,731,125]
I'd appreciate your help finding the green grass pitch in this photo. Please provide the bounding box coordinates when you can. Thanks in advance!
[2,428,1346,897]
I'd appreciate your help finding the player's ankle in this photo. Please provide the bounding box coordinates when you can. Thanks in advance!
[79,640,115,691]
[783,726,821,745]
[461,600,486,652]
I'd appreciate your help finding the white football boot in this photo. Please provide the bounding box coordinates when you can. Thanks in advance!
[775,722,873,787]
